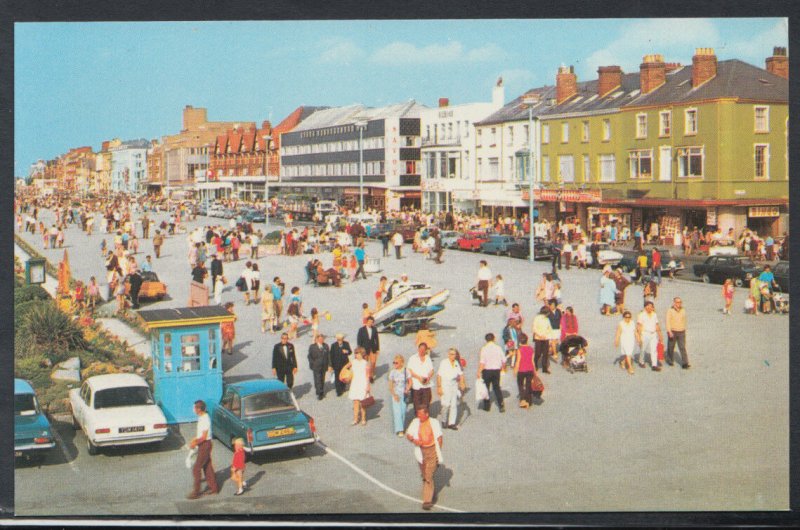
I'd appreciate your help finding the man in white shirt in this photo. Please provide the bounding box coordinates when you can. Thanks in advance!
[476,260,492,307]
[405,407,444,510]
[392,231,404,259]
[407,343,434,412]
[478,333,505,412]
[187,400,219,499]
[636,301,664,371]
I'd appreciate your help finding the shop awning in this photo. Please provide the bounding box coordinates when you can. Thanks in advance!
[602,198,788,207]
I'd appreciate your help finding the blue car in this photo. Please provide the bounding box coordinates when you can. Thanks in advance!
[211,379,318,455]
[480,234,518,256]
[15,378,56,462]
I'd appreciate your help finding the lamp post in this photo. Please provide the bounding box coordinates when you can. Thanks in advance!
[522,94,539,263]
[262,134,272,230]
[354,119,368,213]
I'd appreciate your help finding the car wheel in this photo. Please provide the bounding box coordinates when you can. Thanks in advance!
[496,249,502,256]
[71,412,80,430]
[734,278,744,288]
[87,438,99,456]
[701,273,711,284]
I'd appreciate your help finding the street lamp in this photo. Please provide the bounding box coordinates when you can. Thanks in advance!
[522,93,540,263]
[262,134,272,230]
[354,118,368,213]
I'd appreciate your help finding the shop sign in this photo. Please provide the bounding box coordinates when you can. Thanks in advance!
[587,207,599,215]
[521,188,602,203]
[597,207,632,214]
[748,206,780,218]
[706,207,717,226]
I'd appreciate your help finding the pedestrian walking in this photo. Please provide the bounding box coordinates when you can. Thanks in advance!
[221,302,236,355]
[636,301,663,371]
[128,270,143,310]
[388,355,411,436]
[308,333,332,400]
[614,310,636,374]
[532,306,553,374]
[665,297,690,369]
[375,276,388,310]
[477,333,505,412]
[476,260,492,307]
[722,278,735,315]
[330,333,352,397]
[152,230,164,258]
[354,243,367,280]
[249,262,261,303]
[186,400,219,499]
[405,407,444,511]
[345,347,371,426]
[210,253,224,295]
[356,316,380,382]
[229,438,247,496]
[407,343,434,412]
[493,274,507,306]
[271,333,298,389]
[392,231,404,259]
[437,348,466,430]
[514,334,536,407]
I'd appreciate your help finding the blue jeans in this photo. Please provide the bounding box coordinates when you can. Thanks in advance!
[391,395,407,433]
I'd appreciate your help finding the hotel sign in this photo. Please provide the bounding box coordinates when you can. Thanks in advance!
[748,206,780,218]
[521,188,602,203]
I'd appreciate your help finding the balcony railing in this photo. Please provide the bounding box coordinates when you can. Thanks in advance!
[421,135,462,147]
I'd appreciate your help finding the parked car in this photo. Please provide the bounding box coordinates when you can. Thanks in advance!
[693,255,762,287]
[69,374,169,455]
[617,249,685,274]
[124,271,167,302]
[456,231,490,251]
[368,221,401,239]
[244,210,266,223]
[480,235,518,256]
[707,240,739,256]
[207,206,227,218]
[585,242,624,267]
[438,230,462,249]
[772,260,789,292]
[196,205,208,216]
[15,378,56,462]
[212,379,318,455]
[507,237,556,261]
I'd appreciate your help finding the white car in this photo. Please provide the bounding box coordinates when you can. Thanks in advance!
[69,374,169,455]
[708,242,739,256]
[583,243,623,267]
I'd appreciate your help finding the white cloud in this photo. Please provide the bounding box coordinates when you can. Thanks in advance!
[581,19,721,78]
[317,39,365,64]
[719,19,788,64]
[370,40,507,65]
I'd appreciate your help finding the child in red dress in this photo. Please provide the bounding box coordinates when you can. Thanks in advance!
[230,438,247,496]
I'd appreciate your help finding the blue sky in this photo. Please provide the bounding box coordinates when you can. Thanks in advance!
[14,18,787,176]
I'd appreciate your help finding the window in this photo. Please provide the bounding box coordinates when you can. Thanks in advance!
[583,155,591,182]
[659,146,672,181]
[490,128,497,146]
[405,161,416,174]
[636,113,648,139]
[476,129,482,146]
[488,158,499,180]
[507,126,514,145]
[558,155,574,182]
[599,154,616,182]
[581,121,589,142]
[677,146,704,177]
[507,156,514,180]
[628,149,653,179]
[659,111,671,137]
[524,124,530,145]
[754,144,769,179]
[448,157,458,178]
[561,122,569,143]
[464,121,470,137]
[754,106,769,133]
[602,119,611,141]
[542,124,550,144]
[542,156,550,182]
[684,109,698,135]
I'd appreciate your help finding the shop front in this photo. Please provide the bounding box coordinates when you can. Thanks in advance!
[342,187,387,211]
[747,205,784,237]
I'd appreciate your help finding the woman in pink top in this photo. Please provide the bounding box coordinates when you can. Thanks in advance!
[513,334,536,408]
[559,306,579,343]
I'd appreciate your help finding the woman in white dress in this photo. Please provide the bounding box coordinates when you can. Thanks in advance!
[345,347,371,426]
[614,310,637,374]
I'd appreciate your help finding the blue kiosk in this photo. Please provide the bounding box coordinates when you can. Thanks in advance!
[138,306,235,424]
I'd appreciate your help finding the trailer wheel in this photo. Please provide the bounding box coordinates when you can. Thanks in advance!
[392,323,406,336]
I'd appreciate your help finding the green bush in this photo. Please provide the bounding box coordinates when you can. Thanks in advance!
[14,284,51,304]
[14,354,52,389]
[15,299,50,333]
[38,382,74,414]
[16,303,88,364]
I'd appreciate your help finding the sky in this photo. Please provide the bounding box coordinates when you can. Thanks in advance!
[14,18,788,177]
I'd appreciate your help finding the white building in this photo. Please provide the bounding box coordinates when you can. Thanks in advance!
[110,139,149,193]
[420,81,505,213]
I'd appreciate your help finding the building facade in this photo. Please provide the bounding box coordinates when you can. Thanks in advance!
[279,101,426,211]
[110,139,149,193]
[420,82,505,214]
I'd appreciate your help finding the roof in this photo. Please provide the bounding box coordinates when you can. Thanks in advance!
[626,59,788,107]
[541,72,641,118]
[86,373,149,391]
[475,85,557,125]
[138,306,236,328]
[228,378,290,396]
[292,101,426,131]
[15,378,34,394]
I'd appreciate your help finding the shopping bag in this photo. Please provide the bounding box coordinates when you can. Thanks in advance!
[184,446,198,469]
[531,373,545,394]
[657,341,665,362]
[326,370,334,384]
[339,366,352,383]
[475,378,489,403]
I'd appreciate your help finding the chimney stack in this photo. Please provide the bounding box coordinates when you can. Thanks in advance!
[692,48,717,88]
[664,62,682,73]
[639,54,666,95]
[597,65,623,98]
[438,98,450,108]
[765,46,788,79]
[556,65,578,105]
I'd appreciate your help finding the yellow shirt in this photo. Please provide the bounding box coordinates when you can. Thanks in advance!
[665,307,686,332]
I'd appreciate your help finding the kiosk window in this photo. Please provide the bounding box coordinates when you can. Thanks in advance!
[163,346,173,373]
[180,334,201,372]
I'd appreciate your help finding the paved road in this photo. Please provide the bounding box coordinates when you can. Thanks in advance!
[14,210,789,515]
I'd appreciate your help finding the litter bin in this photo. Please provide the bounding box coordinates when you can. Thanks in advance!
[364,257,381,273]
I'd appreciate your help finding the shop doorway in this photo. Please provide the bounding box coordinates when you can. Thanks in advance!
[683,209,708,231]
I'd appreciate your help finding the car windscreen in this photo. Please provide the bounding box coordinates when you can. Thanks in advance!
[735,258,756,268]
[14,393,38,416]
[93,386,155,409]
[243,391,296,418]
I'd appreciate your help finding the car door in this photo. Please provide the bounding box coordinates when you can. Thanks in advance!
[717,257,734,283]
[213,390,236,444]
[75,383,90,426]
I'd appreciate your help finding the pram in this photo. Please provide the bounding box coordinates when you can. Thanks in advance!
[773,286,790,314]
[559,335,589,373]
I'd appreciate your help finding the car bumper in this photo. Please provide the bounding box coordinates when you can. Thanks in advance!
[15,442,56,453]
[246,434,318,453]
[92,432,168,447]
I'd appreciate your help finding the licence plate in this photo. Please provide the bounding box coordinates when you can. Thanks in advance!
[267,427,295,438]
[119,426,145,433]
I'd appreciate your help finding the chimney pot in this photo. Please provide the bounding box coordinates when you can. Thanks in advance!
[597,65,623,98]
[639,54,667,95]
[766,46,789,79]
[692,48,718,88]
[438,98,449,108]
[556,65,578,104]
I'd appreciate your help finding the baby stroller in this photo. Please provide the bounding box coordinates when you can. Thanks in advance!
[773,286,790,314]
[559,335,589,373]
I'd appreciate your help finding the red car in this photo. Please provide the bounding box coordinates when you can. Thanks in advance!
[457,231,490,251]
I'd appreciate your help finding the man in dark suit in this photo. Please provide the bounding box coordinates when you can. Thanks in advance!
[210,253,224,294]
[357,316,380,383]
[271,333,298,389]
[307,334,332,400]
[329,333,352,396]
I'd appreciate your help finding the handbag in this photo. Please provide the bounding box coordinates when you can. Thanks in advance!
[531,373,545,394]
[360,394,375,408]
[235,276,246,291]
[339,366,352,383]
[657,340,665,362]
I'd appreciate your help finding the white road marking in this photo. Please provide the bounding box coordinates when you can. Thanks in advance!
[317,441,464,513]
[49,423,79,474]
